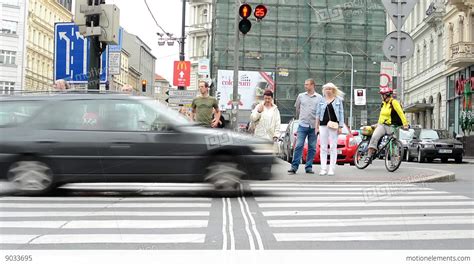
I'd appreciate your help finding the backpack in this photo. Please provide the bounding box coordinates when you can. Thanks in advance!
[380,99,404,126]
[390,100,404,126]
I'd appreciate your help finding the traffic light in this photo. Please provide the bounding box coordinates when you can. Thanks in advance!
[141,80,147,92]
[238,4,252,35]
[254,5,268,20]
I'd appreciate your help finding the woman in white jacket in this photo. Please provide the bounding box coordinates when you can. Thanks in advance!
[250,90,281,141]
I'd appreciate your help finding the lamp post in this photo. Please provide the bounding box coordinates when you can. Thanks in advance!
[332,50,354,131]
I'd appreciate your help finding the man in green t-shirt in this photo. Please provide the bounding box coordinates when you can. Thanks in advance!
[192,81,221,128]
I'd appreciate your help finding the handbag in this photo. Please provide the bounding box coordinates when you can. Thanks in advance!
[326,101,339,130]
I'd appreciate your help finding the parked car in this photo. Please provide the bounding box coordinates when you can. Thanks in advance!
[281,119,299,162]
[399,128,415,161]
[276,123,288,159]
[302,125,360,165]
[0,92,275,195]
[406,128,464,163]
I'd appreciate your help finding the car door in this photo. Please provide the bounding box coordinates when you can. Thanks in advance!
[30,99,110,180]
[96,99,201,182]
[407,130,421,157]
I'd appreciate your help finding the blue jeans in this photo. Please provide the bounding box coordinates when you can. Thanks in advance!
[291,125,317,171]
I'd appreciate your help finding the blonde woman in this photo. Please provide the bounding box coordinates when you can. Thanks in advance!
[250,90,281,141]
[315,83,345,176]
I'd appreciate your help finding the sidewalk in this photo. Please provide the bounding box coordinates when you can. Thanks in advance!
[463,156,474,164]
[271,159,455,183]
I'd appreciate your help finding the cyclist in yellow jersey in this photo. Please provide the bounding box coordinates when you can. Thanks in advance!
[365,87,409,164]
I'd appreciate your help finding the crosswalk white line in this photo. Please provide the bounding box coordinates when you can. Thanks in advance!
[0,220,208,229]
[250,184,420,187]
[250,187,435,191]
[262,208,474,217]
[0,197,212,202]
[267,216,474,228]
[1,234,206,244]
[274,230,474,242]
[255,195,470,202]
[0,203,211,208]
[0,211,210,217]
[61,183,214,188]
[258,201,474,208]
[253,191,450,196]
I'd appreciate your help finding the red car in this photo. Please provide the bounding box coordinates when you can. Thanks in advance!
[302,125,360,165]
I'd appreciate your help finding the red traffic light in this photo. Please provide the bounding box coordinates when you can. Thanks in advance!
[239,4,252,19]
[254,5,267,20]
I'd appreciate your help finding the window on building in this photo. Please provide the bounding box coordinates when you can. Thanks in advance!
[0,50,16,65]
[438,33,443,62]
[201,8,208,24]
[430,38,434,66]
[423,42,427,69]
[1,20,18,34]
[0,81,15,94]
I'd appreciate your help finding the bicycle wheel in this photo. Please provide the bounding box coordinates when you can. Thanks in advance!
[385,139,403,172]
[355,139,370,169]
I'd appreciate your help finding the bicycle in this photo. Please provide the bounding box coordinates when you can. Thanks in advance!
[354,125,404,172]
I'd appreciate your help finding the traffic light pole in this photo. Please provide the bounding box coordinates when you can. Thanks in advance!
[231,0,241,131]
[88,35,101,90]
[178,0,186,90]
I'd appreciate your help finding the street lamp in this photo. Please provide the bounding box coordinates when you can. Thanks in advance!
[332,50,354,131]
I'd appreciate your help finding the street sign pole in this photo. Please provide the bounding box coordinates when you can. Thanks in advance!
[231,0,241,131]
[396,0,403,104]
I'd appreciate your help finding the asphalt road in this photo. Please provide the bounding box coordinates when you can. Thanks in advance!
[0,162,472,250]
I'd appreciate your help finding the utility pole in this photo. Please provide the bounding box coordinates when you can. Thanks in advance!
[231,0,241,131]
[178,0,186,90]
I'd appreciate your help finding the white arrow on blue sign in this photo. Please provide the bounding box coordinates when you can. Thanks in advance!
[54,22,108,84]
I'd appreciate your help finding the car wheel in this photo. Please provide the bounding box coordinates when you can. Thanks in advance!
[205,161,244,197]
[7,159,54,196]
[441,158,448,163]
[405,150,412,162]
[455,155,463,164]
[417,149,425,163]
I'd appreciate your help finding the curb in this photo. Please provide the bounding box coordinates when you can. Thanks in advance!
[270,167,456,184]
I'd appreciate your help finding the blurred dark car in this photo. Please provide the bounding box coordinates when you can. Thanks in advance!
[281,119,299,162]
[399,128,415,161]
[406,128,464,163]
[0,92,275,195]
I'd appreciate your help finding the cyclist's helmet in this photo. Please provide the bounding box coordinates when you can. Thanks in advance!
[379,87,393,95]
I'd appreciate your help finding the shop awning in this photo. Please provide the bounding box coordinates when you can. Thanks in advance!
[404,103,434,113]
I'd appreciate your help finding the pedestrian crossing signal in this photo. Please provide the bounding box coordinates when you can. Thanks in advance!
[254,5,267,20]
[239,4,252,19]
[141,80,147,92]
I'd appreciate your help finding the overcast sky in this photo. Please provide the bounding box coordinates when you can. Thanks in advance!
[109,0,185,82]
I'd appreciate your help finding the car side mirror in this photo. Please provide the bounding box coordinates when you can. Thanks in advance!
[351,130,359,136]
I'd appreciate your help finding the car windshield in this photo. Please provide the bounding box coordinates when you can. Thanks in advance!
[419,129,440,140]
[0,100,46,126]
[435,130,449,139]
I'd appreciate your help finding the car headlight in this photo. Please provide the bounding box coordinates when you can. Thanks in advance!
[250,143,275,154]
[423,144,435,149]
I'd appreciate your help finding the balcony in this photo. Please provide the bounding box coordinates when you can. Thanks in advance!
[425,1,445,27]
[447,42,474,68]
[448,0,474,11]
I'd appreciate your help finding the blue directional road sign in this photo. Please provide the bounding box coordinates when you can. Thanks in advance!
[54,22,108,84]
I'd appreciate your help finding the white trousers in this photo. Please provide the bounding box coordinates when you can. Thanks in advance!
[319,126,338,171]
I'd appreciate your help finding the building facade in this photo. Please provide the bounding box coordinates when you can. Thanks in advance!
[211,0,387,124]
[0,0,27,93]
[154,74,171,103]
[392,0,447,130]
[128,65,141,93]
[444,0,474,136]
[25,0,72,91]
[122,30,156,97]
[188,0,212,90]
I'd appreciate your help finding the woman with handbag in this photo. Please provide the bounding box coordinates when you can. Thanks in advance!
[315,83,345,176]
[250,90,281,141]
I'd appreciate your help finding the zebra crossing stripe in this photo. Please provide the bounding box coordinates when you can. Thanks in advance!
[250,187,435,191]
[0,211,210,218]
[0,220,208,229]
[0,203,211,208]
[255,195,470,202]
[0,197,212,202]
[258,201,474,208]
[0,234,206,244]
[262,208,474,217]
[274,230,474,242]
[267,216,474,227]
